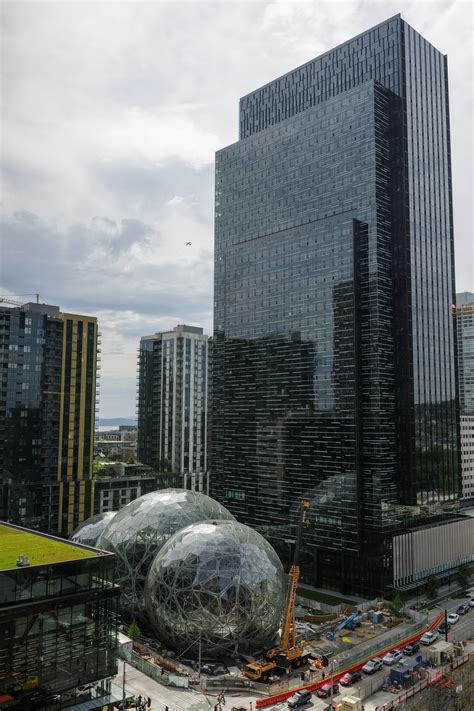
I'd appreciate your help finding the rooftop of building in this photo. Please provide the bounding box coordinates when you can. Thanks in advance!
[239,13,402,101]
[456,291,474,305]
[140,324,207,342]
[0,522,98,572]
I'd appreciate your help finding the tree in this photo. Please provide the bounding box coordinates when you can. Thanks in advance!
[127,454,136,464]
[389,593,404,617]
[456,564,472,589]
[127,620,141,644]
[424,576,439,600]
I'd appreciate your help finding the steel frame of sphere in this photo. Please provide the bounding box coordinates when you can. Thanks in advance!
[96,488,235,616]
[70,511,117,547]
[145,519,287,658]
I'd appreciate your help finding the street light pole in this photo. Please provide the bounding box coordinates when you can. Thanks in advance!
[330,661,334,706]
[122,661,126,710]
[198,634,202,689]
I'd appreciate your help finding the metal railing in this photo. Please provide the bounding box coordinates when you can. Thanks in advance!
[377,653,471,710]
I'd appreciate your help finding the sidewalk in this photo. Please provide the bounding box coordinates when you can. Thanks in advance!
[403,578,473,609]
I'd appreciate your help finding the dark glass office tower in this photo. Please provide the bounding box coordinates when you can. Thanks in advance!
[210,15,460,596]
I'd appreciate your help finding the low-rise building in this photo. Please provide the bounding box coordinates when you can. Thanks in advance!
[93,463,178,513]
[0,521,119,709]
[392,515,474,590]
[94,426,138,462]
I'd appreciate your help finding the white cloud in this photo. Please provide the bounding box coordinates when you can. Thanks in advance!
[1,0,472,416]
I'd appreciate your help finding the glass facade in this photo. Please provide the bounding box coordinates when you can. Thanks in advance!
[0,530,118,708]
[96,488,234,617]
[145,520,286,657]
[211,15,459,595]
[0,303,98,535]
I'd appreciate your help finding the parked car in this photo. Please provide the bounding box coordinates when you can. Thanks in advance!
[403,642,420,656]
[456,603,469,615]
[469,599,474,608]
[339,670,362,686]
[287,689,312,708]
[438,621,451,634]
[316,682,339,699]
[420,631,439,645]
[382,649,403,666]
[362,658,383,674]
[447,612,459,625]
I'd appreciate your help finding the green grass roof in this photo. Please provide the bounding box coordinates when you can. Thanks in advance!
[0,524,98,571]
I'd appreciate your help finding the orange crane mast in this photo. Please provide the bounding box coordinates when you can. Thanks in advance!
[245,499,311,681]
[267,498,310,661]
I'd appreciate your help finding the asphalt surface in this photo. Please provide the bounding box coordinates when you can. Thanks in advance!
[270,599,474,710]
[116,596,474,711]
[436,596,474,643]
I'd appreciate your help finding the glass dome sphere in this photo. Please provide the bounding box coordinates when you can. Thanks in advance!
[70,511,117,547]
[96,489,235,616]
[144,519,286,658]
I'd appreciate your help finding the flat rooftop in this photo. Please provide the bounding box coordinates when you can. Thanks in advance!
[0,523,98,571]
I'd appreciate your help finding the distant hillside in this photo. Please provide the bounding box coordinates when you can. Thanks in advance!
[97,417,137,427]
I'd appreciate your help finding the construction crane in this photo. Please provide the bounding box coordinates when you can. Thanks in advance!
[0,293,41,306]
[244,499,311,682]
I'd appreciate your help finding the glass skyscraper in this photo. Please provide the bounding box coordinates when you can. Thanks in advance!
[210,15,460,595]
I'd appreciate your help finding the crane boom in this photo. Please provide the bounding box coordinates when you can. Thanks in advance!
[244,499,311,681]
[0,294,41,306]
[281,498,310,651]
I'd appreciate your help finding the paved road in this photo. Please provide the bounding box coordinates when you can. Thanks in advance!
[116,600,473,711]
[436,596,474,643]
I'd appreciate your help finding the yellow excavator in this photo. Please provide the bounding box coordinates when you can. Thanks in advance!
[245,499,311,682]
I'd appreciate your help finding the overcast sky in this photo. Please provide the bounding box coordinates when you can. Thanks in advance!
[1,0,473,418]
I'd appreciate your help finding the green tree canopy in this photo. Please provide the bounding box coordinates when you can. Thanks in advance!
[127,620,141,643]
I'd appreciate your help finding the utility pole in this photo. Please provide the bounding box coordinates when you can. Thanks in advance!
[122,661,126,710]
[330,661,334,706]
[198,634,202,689]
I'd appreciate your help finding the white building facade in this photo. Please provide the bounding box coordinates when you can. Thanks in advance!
[137,325,209,492]
[461,414,474,499]
[456,293,474,499]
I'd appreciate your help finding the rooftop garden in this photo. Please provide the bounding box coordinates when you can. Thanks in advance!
[0,524,97,571]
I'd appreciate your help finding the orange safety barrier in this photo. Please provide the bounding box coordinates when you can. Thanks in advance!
[255,611,444,708]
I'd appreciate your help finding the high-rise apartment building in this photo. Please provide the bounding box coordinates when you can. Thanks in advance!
[0,301,98,534]
[137,325,208,491]
[455,292,474,414]
[211,15,462,595]
[455,292,474,499]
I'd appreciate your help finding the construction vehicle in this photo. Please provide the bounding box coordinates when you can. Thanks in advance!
[244,499,311,681]
[326,611,361,641]
[243,659,281,682]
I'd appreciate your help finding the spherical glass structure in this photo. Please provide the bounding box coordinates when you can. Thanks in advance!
[145,520,286,657]
[70,511,117,547]
[96,489,235,616]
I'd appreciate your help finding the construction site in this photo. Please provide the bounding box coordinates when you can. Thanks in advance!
[112,498,473,711]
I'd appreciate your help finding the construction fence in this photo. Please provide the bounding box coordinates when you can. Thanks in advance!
[377,653,471,711]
